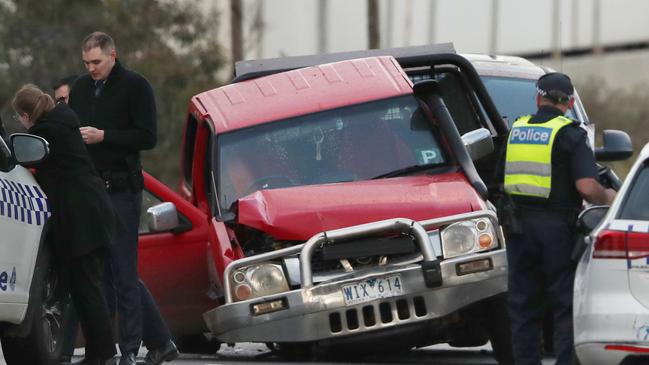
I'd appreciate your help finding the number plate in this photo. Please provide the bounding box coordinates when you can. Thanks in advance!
[341,274,403,306]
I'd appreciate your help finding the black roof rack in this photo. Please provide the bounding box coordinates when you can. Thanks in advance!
[234,43,457,82]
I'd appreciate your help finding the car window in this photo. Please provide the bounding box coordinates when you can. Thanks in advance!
[409,71,486,135]
[619,163,649,220]
[480,76,576,125]
[216,95,447,209]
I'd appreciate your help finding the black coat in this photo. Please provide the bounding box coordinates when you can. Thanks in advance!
[68,60,156,175]
[29,103,115,258]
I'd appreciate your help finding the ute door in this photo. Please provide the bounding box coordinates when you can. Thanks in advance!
[137,172,215,335]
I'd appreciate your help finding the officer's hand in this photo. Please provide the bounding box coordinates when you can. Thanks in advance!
[79,126,104,144]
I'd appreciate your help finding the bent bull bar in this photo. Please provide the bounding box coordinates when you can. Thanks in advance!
[205,210,507,343]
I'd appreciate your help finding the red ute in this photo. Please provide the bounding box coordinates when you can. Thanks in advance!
[137,46,513,362]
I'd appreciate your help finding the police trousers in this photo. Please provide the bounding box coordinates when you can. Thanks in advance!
[506,210,576,365]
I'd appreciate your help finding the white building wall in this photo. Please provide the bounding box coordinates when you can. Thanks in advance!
[213,0,649,60]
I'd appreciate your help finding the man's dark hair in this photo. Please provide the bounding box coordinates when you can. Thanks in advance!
[81,31,115,54]
[52,75,77,91]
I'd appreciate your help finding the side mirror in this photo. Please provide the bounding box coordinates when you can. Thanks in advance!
[10,133,49,165]
[146,202,180,233]
[577,205,609,233]
[462,128,494,161]
[595,130,633,162]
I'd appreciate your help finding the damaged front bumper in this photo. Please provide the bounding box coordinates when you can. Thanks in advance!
[203,211,508,343]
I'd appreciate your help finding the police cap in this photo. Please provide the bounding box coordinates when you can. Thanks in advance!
[536,72,574,104]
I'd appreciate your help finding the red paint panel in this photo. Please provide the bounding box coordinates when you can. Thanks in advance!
[138,172,215,335]
[237,173,483,240]
[192,56,412,133]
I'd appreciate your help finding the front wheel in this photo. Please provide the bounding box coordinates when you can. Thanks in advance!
[0,244,71,365]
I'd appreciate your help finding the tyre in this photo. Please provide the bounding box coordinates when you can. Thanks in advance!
[0,244,71,365]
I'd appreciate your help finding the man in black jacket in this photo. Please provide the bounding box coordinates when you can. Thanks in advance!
[68,31,178,365]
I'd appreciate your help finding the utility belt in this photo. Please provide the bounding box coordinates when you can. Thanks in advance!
[515,205,579,222]
[99,169,144,193]
[497,194,578,237]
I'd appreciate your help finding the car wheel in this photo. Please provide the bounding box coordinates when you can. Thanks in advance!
[176,333,221,354]
[0,244,71,365]
[482,293,514,365]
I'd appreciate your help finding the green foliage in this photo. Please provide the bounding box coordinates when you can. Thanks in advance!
[0,0,226,186]
[576,77,649,178]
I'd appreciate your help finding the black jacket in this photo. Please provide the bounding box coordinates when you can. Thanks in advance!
[68,60,156,178]
[30,104,115,258]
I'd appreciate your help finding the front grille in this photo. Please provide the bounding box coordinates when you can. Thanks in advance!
[328,295,428,334]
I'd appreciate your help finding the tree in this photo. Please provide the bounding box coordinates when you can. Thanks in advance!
[0,0,226,186]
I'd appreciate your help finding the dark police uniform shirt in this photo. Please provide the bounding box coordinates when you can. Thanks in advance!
[511,105,598,212]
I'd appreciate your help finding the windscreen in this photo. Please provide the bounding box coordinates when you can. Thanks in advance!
[481,76,576,125]
[619,163,649,220]
[217,95,447,209]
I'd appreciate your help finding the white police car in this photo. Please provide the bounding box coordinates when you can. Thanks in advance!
[0,132,70,365]
[574,142,649,365]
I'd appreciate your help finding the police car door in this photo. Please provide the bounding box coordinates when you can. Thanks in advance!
[0,137,49,323]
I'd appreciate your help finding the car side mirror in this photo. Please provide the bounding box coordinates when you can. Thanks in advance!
[146,202,181,233]
[577,205,609,233]
[10,133,49,166]
[462,128,494,161]
[595,130,632,162]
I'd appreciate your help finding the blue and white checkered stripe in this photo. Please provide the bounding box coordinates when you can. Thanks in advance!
[0,178,50,226]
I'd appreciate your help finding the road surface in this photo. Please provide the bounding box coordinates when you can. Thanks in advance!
[1,342,558,364]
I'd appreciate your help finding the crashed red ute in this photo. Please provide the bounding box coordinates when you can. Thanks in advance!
[137,45,513,362]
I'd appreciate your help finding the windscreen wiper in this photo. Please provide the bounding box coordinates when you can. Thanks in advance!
[371,163,444,179]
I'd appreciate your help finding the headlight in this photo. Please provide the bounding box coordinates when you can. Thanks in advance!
[230,263,289,302]
[441,218,498,259]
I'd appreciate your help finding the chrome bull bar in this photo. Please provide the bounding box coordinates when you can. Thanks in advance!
[222,209,500,303]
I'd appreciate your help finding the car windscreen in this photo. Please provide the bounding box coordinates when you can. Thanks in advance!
[481,76,576,126]
[619,163,649,220]
[216,95,447,209]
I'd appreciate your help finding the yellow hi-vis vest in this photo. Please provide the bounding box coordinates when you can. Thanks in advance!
[504,115,573,198]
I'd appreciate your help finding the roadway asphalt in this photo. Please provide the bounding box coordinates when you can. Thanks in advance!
[1,342,559,365]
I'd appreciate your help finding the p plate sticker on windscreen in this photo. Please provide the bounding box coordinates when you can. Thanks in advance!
[416,149,442,165]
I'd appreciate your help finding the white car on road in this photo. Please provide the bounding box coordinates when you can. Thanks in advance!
[574,142,649,364]
[0,132,69,365]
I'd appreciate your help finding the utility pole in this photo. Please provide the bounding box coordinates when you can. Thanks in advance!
[231,0,244,63]
[253,0,264,59]
[368,0,380,49]
[318,0,328,54]
[489,0,499,55]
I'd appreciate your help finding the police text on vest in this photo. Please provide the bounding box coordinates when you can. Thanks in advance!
[510,127,552,145]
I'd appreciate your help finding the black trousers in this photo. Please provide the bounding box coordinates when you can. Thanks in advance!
[62,191,172,357]
[66,248,116,359]
[506,210,576,365]
[104,191,172,355]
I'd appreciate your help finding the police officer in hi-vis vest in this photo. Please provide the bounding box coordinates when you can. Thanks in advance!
[503,72,616,365]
